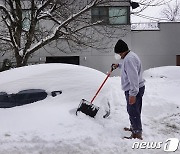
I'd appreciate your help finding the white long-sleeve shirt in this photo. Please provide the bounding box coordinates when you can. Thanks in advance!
[119,51,145,96]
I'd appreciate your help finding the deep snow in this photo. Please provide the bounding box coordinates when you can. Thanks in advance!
[0,64,179,154]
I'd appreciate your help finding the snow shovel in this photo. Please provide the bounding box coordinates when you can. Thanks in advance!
[76,68,113,118]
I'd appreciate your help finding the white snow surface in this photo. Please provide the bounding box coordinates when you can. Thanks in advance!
[0,64,179,154]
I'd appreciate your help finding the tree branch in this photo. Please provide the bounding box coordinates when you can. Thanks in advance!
[36,0,52,17]
[26,0,99,56]
[0,4,14,24]
[0,36,11,42]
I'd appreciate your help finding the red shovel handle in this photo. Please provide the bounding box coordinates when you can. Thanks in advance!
[90,70,112,104]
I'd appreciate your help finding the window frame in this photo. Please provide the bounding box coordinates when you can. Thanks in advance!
[91,6,130,25]
[22,9,31,31]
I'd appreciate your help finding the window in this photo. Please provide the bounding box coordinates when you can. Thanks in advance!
[22,9,31,31]
[91,6,130,25]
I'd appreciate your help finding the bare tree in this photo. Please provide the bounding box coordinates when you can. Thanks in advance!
[0,0,130,67]
[161,0,180,21]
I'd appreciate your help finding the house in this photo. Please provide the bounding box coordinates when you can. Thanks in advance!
[40,21,180,76]
[0,0,179,75]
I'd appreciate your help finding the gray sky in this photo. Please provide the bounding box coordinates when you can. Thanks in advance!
[131,0,179,23]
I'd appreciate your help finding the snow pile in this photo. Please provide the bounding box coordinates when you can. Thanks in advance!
[0,64,179,154]
[143,66,180,79]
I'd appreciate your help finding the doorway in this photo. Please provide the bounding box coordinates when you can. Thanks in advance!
[176,55,180,66]
[46,56,79,65]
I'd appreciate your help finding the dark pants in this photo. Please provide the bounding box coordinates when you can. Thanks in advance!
[125,86,145,134]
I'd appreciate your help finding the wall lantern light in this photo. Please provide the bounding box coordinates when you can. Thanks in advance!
[130,1,140,9]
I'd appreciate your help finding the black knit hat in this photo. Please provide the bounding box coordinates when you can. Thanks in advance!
[114,39,129,53]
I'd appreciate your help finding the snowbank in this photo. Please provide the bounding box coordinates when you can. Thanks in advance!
[143,66,180,79]
[0,64,179,154]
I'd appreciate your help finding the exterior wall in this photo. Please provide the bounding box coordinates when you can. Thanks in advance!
[32,29,131,76]
[1,22,180,76]
[78,22,180,75]
[131,22,180,71]
[0,0,180,75]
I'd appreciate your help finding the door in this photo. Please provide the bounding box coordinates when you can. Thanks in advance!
[176,55,180,66]
[46,56,79,65]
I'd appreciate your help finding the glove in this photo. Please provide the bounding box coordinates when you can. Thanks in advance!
[111,64,119,71]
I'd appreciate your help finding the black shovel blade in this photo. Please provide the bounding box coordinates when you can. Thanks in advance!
[76,99,99,118]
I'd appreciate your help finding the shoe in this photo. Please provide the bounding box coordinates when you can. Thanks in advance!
[124,133,143,140]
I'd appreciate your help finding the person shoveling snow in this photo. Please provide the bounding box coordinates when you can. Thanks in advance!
[112,39,145,140]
